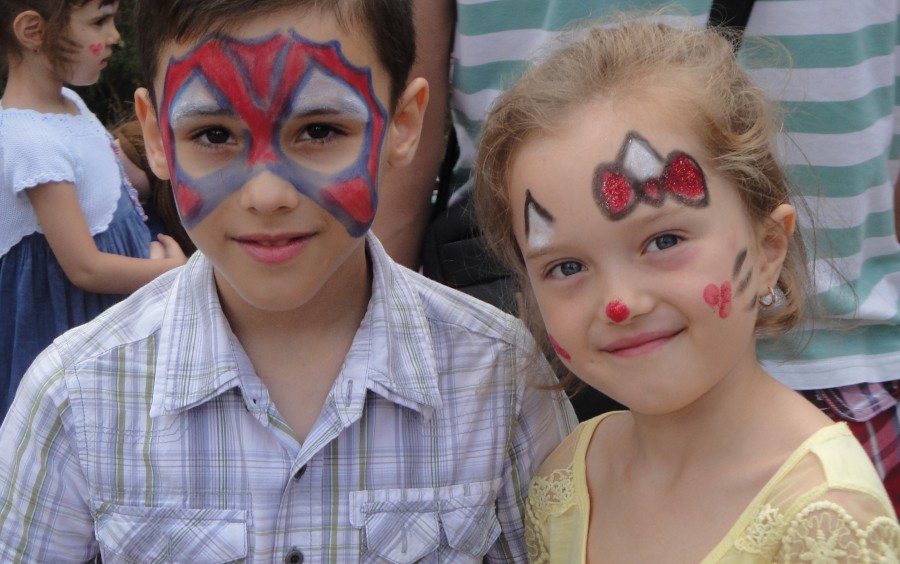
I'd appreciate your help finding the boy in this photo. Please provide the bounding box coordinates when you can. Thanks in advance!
[0,0,575,561]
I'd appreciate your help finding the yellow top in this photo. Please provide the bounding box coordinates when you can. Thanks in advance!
[525,412,900,563]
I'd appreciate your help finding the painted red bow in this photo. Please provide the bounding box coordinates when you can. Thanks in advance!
[593,152,709,220]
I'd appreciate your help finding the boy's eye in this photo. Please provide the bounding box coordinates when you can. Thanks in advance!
[193,127,234,146]
[298,123,342,143]
[645,233,681,252]
[549,261,585,278]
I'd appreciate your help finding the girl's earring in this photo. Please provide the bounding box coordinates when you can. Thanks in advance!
[758,286,777,309]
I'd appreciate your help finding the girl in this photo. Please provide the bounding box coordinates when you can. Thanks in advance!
[0,0,186,417]
[473,18,900,563]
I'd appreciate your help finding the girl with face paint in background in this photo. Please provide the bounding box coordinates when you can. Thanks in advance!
[0,0,187,420]
[473,16,900,563]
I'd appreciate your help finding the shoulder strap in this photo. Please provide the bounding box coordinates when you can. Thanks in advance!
[708,0,757,49]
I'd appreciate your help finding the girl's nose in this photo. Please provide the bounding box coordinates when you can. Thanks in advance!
[606,300,630,323]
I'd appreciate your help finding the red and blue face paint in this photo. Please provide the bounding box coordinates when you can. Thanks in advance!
[159,31,387,236]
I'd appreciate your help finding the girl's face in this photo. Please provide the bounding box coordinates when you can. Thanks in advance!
[62,0,120,86]
[508,99,793,416]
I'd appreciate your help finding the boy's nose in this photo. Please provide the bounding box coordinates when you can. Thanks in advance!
[239,171,302,215]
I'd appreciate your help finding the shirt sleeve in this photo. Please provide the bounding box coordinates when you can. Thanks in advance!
[485,324,577,563]
[0,345,98,562]
[0,112,78,195]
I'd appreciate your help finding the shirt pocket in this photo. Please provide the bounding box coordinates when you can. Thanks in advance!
[94,504,248,564]
[349,479,502,563]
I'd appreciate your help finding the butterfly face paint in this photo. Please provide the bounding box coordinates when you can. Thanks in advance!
[703,247,759,319]
[524,190,555,249]
[593,132,709,220]
[159,31,387,236]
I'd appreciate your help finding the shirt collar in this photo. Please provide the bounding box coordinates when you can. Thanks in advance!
[150,234,443,418]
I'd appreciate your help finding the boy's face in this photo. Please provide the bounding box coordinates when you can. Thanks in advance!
[137,8,425,314]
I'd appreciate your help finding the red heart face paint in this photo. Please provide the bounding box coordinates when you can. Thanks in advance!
[606,300,630,323]
[549,335,571,361]
[159,31,387,236]
[593,132,709,220]
[89,43,103,56]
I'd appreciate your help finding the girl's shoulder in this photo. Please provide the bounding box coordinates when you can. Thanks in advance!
[535,412,613,478]
[734,423,900,560]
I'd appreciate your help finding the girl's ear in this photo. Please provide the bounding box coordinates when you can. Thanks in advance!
[134,87,171,181]
[13,10,46,52]
[758,203,796,288]
[385,77,429,168]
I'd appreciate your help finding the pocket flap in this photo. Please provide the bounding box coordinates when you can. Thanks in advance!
[350,479,502,562]
[95,504,248,563]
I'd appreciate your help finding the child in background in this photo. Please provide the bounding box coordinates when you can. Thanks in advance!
[473,18,900,562]
[0,0,575,560]
[0,0,186,418]
[112,116,197,255]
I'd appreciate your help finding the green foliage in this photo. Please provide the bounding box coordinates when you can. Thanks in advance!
[72,1,141,127]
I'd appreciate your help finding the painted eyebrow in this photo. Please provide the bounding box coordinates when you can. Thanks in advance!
[288,96,369,120]
[169,102,236,126]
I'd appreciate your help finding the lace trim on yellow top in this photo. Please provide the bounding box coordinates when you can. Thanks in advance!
[524,413,900,563]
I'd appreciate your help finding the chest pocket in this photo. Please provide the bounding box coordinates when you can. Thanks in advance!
[349,479,502,563]
[94,504,248,564]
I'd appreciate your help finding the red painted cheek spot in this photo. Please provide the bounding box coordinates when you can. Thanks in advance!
[549,335,571,361]
[175,182,204,220]
[606,300,630,323]
[703,284,720,306]
[719,282,732,319]
[89,43,103,56]
[321,177,375,225]
[703,281,733,319]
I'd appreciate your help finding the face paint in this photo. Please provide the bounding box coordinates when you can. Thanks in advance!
[549,334,571,361]
[89,43,103,56]
[703,281,732,319]
[593,131,709,220]
[606,300,630,323]
[524,190,555,249]
[159,31,387,236]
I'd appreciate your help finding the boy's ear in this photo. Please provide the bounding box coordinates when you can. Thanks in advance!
[134,87,172,181]
[13,10,46,52]
[758,203,796,288]
[385,77,429,168]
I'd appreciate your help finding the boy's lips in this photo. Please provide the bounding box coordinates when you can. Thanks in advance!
[601,329,682,358]
[236,232,313,265]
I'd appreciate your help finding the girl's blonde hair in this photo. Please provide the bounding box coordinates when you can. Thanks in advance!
[473,17,812,377]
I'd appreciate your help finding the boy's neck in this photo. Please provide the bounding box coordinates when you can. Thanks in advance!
[219,243,373,443]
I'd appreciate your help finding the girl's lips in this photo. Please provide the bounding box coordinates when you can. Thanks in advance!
[602,329,682,358]
[237,234,312,265]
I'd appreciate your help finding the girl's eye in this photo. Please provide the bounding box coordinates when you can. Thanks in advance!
[193,127,233,146]
[645,233,681,252]
[549,261,585,278]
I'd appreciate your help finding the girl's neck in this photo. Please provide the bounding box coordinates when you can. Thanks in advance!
[2,55,76,115]
[620,365,807,472]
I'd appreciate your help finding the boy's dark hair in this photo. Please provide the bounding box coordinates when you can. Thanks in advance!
[134,0,415,108]
[1,0,116,75]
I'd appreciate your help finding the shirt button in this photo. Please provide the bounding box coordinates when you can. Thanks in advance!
[285,548,304,563]
[293,465,307,481]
